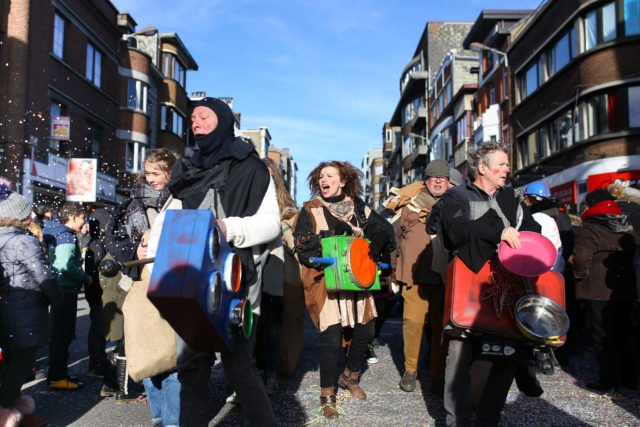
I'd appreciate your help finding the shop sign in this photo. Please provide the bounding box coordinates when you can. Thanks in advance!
[587,170,640,191]
[550,181,576,205]
[51,116,70,141]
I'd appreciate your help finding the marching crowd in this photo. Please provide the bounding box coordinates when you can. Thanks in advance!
[0,97,638,426]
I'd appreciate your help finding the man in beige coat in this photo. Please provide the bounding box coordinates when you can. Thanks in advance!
[392,159,451,396]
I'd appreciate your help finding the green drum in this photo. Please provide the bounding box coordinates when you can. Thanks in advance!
[320,235,381,292]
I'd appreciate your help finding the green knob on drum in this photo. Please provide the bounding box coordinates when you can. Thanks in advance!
[229,299,253,338]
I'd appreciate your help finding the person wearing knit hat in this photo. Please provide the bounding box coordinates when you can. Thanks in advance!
[424,159,450,179]
[0,179,62,427]
[390,159,451,396]
[585,188,615,208]
[0,182,33,222]
[573,185,637,392]
[448,168,464,188]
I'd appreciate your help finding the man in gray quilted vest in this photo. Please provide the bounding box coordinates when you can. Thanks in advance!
[427,142,540,426]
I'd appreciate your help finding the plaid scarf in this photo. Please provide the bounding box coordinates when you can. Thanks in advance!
[125,182,170,240]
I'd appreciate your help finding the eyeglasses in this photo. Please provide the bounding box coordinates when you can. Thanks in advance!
[428,176,449,182]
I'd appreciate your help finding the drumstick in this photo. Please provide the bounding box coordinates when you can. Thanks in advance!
[310,257,390,270]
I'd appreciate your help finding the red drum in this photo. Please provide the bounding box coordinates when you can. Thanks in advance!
[443,257,566,343]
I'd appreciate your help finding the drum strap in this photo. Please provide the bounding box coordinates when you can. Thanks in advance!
[198,188,226,220]
[354,199,369,231]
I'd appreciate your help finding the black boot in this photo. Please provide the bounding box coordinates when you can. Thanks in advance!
[100,352,118,397]
[115,355,141,404]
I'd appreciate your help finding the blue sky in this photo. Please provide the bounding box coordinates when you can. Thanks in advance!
[111,0,543,202]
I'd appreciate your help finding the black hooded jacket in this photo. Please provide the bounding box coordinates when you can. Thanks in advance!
[169,98,270,287]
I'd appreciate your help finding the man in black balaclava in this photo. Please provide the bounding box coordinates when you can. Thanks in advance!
[158,98,280,426]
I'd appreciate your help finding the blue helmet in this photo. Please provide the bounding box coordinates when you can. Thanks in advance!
[524,181,551,198]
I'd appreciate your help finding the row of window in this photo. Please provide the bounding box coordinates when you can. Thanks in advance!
[430,81,453,123]
[53,14,103,89]
[517,0,640,102]
[53,14,190,91]
[160,105,185,137]
[517,86,640,168]
[163,53,186,88]
[455,112,472,144]
[403,97,422,125]
[127,79,149,113]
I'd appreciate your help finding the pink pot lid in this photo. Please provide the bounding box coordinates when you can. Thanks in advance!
[498,231,557,277]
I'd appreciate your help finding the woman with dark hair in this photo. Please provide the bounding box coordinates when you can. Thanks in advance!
[294,160,394,419]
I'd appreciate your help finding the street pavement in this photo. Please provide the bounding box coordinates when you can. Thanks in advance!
[23,294,640,426]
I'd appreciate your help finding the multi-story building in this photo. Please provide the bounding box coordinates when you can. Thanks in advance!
[156,32,197,155]
[380,122,401,194]
[268,146,298,201]
[427,50,478,172]
[362,149,384,210]
[508,0,640,209]
[117,24,198,192]
[117,15,162,187]
[0,0,197,205]
[463,10,534,152]
[1,0,122,205]
[384,22,473,190]
[241,127,271,159]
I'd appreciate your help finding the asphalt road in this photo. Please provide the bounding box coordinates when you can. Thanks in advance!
[22,294,640,426]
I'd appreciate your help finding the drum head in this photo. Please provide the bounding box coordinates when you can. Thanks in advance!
[498,231,556,277]
[348,237,377,287]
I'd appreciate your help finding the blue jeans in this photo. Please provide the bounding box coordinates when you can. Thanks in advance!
[143,371,180,427]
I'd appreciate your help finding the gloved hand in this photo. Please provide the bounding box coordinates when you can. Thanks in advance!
[368,239,392,278]
[295,232,323,270]
[376,251,392,278]
[333,221,353,236]
[368,240,382,262]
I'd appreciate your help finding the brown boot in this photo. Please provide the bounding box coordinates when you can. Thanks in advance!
[338,368,367,400]
[320,387,339,419]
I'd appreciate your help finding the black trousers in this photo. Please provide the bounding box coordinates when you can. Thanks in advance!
[0,346,37,406]
[48,292,78,381]
[178,332,277,427]
[86,287,107,368]
[319,321,374,388]
[585,299,636,387]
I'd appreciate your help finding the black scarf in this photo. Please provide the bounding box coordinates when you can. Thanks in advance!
[189,97,254,169]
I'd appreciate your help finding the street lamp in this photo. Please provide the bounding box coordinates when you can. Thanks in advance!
[469,42,508,68]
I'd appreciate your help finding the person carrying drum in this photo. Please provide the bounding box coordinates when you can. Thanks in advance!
[294,160,394,420]
[427,142,540,426]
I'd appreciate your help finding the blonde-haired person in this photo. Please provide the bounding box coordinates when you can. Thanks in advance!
[294,160,395,419]
[259,159,305,388]
[103,148,179,412]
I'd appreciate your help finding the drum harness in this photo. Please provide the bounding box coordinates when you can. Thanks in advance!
[199,186,270,316]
